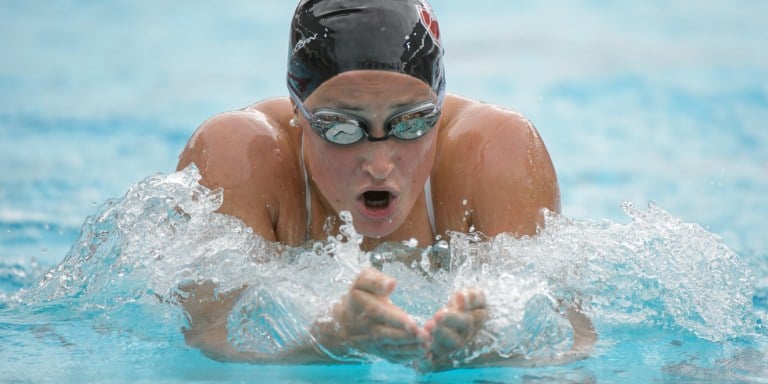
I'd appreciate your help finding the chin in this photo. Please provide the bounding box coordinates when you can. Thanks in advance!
[356,224,396,240]
[352,215,401,240]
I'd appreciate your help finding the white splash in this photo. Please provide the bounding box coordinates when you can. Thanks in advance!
[10,165,761,364]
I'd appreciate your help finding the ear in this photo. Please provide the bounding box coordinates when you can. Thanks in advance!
[289,100,300,128]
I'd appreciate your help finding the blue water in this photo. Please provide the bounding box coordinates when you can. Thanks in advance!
[2,1,767,383]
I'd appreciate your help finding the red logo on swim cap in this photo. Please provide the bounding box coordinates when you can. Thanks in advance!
[418,5,440,41]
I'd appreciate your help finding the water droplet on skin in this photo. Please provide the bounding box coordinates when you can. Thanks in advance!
[273,149,283,162]
[420,250,432,274]
[462,199,468,206]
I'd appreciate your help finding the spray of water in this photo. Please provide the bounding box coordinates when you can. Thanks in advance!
[6,165,761,366]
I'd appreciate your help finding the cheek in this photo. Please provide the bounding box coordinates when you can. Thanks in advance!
[396,139,437,174]
[306,144,357,202]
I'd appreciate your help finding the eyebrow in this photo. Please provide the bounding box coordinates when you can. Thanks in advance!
[327,102,365,112]
[326,100,429,113]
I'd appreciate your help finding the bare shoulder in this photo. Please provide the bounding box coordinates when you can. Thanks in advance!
[177,97,306,243]
[434,95,560,237]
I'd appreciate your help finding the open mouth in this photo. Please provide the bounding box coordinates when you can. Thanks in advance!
[363,190,391,209]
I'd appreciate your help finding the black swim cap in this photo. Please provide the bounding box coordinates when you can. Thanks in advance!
[287,0,445,102]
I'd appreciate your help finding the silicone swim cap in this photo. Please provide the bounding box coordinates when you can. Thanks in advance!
[287,0,445,102]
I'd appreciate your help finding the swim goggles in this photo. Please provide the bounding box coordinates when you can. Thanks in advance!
[292,98,442,145]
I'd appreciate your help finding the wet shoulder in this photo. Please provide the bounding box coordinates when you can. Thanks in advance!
[438,95,536,147]
[177,97,306,243]
[431,95,557,234]
[435,95,542,176]
[178,98,298,183]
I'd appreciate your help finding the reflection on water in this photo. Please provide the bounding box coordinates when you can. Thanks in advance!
[1,165,766,380]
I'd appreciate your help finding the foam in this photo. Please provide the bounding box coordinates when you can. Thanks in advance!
[9,165,760,364]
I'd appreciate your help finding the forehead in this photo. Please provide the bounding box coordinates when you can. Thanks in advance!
[306,70,435,108]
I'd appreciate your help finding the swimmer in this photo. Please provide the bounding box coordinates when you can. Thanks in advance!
[177,0,595,371]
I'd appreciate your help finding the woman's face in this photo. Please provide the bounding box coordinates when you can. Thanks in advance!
[298,70,439,238]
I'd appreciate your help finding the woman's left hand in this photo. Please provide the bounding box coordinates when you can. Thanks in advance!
[418,288,488,370]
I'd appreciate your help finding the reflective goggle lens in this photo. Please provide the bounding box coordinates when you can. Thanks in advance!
[310,102,440,145]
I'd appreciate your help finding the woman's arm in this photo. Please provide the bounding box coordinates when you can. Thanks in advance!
[178,281,330,363]
[178,268,430,364]
[423,100,595,371]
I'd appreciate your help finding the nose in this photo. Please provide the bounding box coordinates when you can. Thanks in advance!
[361,143,394,181]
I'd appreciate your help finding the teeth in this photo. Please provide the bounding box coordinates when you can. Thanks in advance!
[364,191,389,208]
[368,199,387,207]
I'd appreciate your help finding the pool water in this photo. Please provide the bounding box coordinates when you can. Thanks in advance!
[2,1,767,383]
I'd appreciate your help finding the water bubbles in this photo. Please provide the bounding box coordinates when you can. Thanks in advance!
[329,210,370,277]
[312,241,324,256]
[403,238,419,248]
[338,210,353,224]
[419,249,431,274]
[322,216,336,234]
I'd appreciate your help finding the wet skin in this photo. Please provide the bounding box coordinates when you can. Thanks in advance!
[176,70,592,369]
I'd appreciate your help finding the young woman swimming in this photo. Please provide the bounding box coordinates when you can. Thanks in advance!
[177,0,594,371]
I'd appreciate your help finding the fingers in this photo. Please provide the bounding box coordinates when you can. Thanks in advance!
[428,311,472,355]
[347,268,418,331]
[426,288,489,359]
[348,289,419,333]
[447,288,487,311]
[335,269,435,363]
[352,267,396,297]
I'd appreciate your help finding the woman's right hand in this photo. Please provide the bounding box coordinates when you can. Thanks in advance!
[315,268,430,363]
